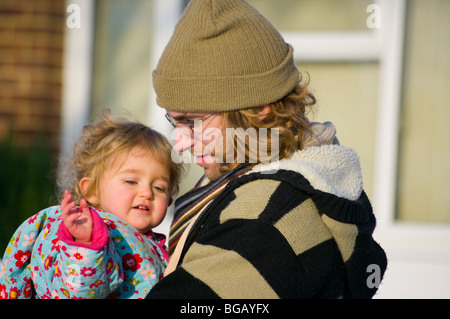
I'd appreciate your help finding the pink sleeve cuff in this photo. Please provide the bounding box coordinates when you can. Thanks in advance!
[57,208,109,251]
[146,230,169,262]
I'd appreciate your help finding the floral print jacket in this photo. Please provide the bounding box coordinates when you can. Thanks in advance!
[0,206,168,299]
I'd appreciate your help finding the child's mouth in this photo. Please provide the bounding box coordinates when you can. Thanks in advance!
[133,205,149,212]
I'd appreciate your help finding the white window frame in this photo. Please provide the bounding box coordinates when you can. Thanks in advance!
[373,0,450,297]
[285,0,450,233]
[61,0,183,152]
[148,0,185,138]
[61,0,95,157]
[282,0,450,298]
[284,0,450,298]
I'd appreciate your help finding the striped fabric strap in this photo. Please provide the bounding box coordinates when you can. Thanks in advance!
[168,165,249,256]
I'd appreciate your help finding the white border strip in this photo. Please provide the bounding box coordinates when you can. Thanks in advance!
[61,0,95,156]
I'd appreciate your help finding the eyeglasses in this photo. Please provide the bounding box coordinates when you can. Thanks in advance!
[165,112,217,134]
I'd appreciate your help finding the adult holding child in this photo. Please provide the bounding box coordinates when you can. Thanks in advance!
[147,0,387,299]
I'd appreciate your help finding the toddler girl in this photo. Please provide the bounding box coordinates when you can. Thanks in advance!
[0,110,183,299]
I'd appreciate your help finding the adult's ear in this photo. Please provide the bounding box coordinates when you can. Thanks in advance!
[79,177,98,205]
[257,104,271,121]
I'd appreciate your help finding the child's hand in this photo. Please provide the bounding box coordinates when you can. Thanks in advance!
[61,190,93,245]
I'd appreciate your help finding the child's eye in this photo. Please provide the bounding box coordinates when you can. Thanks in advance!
[153,185,168,193]
[125,180,137,185]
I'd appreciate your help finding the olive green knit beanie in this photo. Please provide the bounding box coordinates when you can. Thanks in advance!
[152,0,299,112]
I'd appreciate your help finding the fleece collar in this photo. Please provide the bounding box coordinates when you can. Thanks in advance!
[249,144,364,201]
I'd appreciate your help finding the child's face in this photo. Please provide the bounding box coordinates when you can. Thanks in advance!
[88,147,171,234]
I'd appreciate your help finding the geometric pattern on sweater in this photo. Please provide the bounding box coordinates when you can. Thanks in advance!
[148,170,387,299]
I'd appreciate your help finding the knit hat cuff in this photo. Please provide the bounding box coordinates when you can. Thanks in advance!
[153,44,299,112]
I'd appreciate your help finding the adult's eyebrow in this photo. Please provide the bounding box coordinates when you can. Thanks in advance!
[170,112,209,121]
[171,115,189,122]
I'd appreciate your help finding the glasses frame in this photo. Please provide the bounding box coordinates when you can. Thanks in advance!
[165,112,217,134]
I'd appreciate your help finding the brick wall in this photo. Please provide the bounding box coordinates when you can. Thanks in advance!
[0,0,66,151]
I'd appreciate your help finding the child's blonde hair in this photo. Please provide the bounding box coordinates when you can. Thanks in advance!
[58,109,183,205]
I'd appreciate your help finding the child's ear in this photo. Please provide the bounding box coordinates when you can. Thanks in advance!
[79,177,98,205]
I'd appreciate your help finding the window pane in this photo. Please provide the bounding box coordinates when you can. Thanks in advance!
[396,0,450,223]
[91,0,153,120]
[301,63,379,199]
[247,0,373,31]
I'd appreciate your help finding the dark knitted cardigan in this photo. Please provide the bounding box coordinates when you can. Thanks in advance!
[147,145,387,299]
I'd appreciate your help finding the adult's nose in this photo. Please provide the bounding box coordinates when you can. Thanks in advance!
[172,127,194,152]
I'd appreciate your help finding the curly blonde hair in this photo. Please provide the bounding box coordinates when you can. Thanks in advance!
[218,78,316,175]
[57,110,184,205]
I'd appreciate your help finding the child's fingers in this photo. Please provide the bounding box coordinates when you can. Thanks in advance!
[67,214,82,228]
[63,205,81,224]
[63,189,72,202]
[61,198,76,216]
[79,198,92,221]
[61,190,80,224]
[79,198,89,210]
[61,190,73,210]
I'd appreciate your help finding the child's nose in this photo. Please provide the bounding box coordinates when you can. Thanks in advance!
[140,186,153,199]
